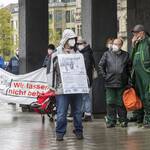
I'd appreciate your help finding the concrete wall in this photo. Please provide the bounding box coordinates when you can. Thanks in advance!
[19,0,48,73]
[82,0,117,113]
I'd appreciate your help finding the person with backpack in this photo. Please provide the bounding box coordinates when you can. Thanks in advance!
[130,24,150,128]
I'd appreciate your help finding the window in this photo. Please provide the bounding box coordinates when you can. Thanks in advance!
[70,10,75,22]
[66,11,70,23]
[66,10,75,23]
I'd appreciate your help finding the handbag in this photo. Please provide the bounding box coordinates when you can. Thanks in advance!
[123,87,142,111]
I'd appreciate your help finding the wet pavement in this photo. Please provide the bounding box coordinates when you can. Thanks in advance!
[0,103,150,150]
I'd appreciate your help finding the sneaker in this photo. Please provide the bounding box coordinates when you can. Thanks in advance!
[56,134,64,141]
[120,122,128,128]
[105,116,115,128]
[106,123,115,128]
[73,130,84,140]
[67,114,73,122]
[129,117,137,122]
[82,115,92,122]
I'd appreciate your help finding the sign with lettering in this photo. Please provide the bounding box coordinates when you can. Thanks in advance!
[58,54,89,94]
[0,68,50,104]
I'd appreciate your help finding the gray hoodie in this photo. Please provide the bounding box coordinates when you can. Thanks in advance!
[48,29,79,94]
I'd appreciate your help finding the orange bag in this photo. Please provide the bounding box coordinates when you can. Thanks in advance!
[123,87,142,111]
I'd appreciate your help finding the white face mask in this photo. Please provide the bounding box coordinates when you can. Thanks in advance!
[107,44,112,49]
[16,51,19,55]
[78,45,84,51]
[68,39,76,47]
[112,44,119,52]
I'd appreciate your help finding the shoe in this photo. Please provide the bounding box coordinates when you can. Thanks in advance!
[67,116,73,122]
[120,122,128,128]
[56,134,64,141]
[105,116,115,128]
[143,123,150,128]
[106,123,115,128]
[82,115,92,122]
[73,130,84,140]
[129,117,137,122]
[67,114,73,122]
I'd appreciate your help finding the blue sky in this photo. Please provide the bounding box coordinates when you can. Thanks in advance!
[0,0,18,6]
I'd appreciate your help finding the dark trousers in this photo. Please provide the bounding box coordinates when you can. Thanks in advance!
[106,104,127,124]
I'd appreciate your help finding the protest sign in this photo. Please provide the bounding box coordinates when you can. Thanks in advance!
[58,54,89,94]
[0,68,49,104]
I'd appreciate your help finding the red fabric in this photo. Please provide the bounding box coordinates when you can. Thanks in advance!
[123,88,142,111]
[34,90,55,114]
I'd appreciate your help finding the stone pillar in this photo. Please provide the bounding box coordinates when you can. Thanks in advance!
[127,0,150,48]
[82,0,117,113]
[19,0,48,73]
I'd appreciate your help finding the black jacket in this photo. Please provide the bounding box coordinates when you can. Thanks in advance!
[42,55,52,74]
[79,45,95,87]
[7,55,20,75]
[98,50,131,88]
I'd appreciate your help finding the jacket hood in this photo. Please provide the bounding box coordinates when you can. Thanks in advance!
[60,29,77,47]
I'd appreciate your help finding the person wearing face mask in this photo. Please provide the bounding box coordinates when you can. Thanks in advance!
[49,29,84,141]
[98,38,131,128]
[7,48,20,75]
[105,37,114,51]
[77,37,96,122]
[130,24,150,128]
[42,44,56,74]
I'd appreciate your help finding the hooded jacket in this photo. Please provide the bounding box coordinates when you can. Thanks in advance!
[48,29,79,94]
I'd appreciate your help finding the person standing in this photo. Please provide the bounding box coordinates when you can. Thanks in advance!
[42,44,55,74]
[50,29,84,141]
[99,38,131,128]
[7,49,20,75]
[0,55,4,69]
[77,37,95,121]
[130,24,150,128]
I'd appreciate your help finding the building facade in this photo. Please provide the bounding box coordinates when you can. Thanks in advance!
[5,4,19,50]
[49,0,81,37]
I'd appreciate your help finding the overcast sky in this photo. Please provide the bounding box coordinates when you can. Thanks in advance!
[0,0,18,6]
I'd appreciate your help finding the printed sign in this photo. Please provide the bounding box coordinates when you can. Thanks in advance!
[58,54,89,94]
[0,68,50,104]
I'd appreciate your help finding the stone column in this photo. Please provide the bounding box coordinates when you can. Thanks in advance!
[19,0,48,73]
[82,0,117,113]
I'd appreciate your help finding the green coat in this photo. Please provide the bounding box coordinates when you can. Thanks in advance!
[131,36,150,109]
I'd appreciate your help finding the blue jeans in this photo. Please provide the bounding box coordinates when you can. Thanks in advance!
[81,93,92,114]
[56,94,83,136]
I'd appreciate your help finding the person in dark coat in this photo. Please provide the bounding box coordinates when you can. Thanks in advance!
[7,49,20,75]
[99,38,131,128]
[42,44,55,74]
[0,55,5,69]
[77,37,96,121]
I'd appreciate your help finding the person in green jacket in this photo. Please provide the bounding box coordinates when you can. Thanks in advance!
[131,24,150,128]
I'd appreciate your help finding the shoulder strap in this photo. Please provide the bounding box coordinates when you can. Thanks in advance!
[52,56,58,88]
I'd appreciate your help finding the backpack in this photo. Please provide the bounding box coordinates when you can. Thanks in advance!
[123,87,142,111]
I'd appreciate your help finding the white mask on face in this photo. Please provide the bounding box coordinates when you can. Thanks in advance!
[107,44,112,49]
[112,44,119,52]
[16,51,19,55]
[78,45,84,51]
[68,39,76,47]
